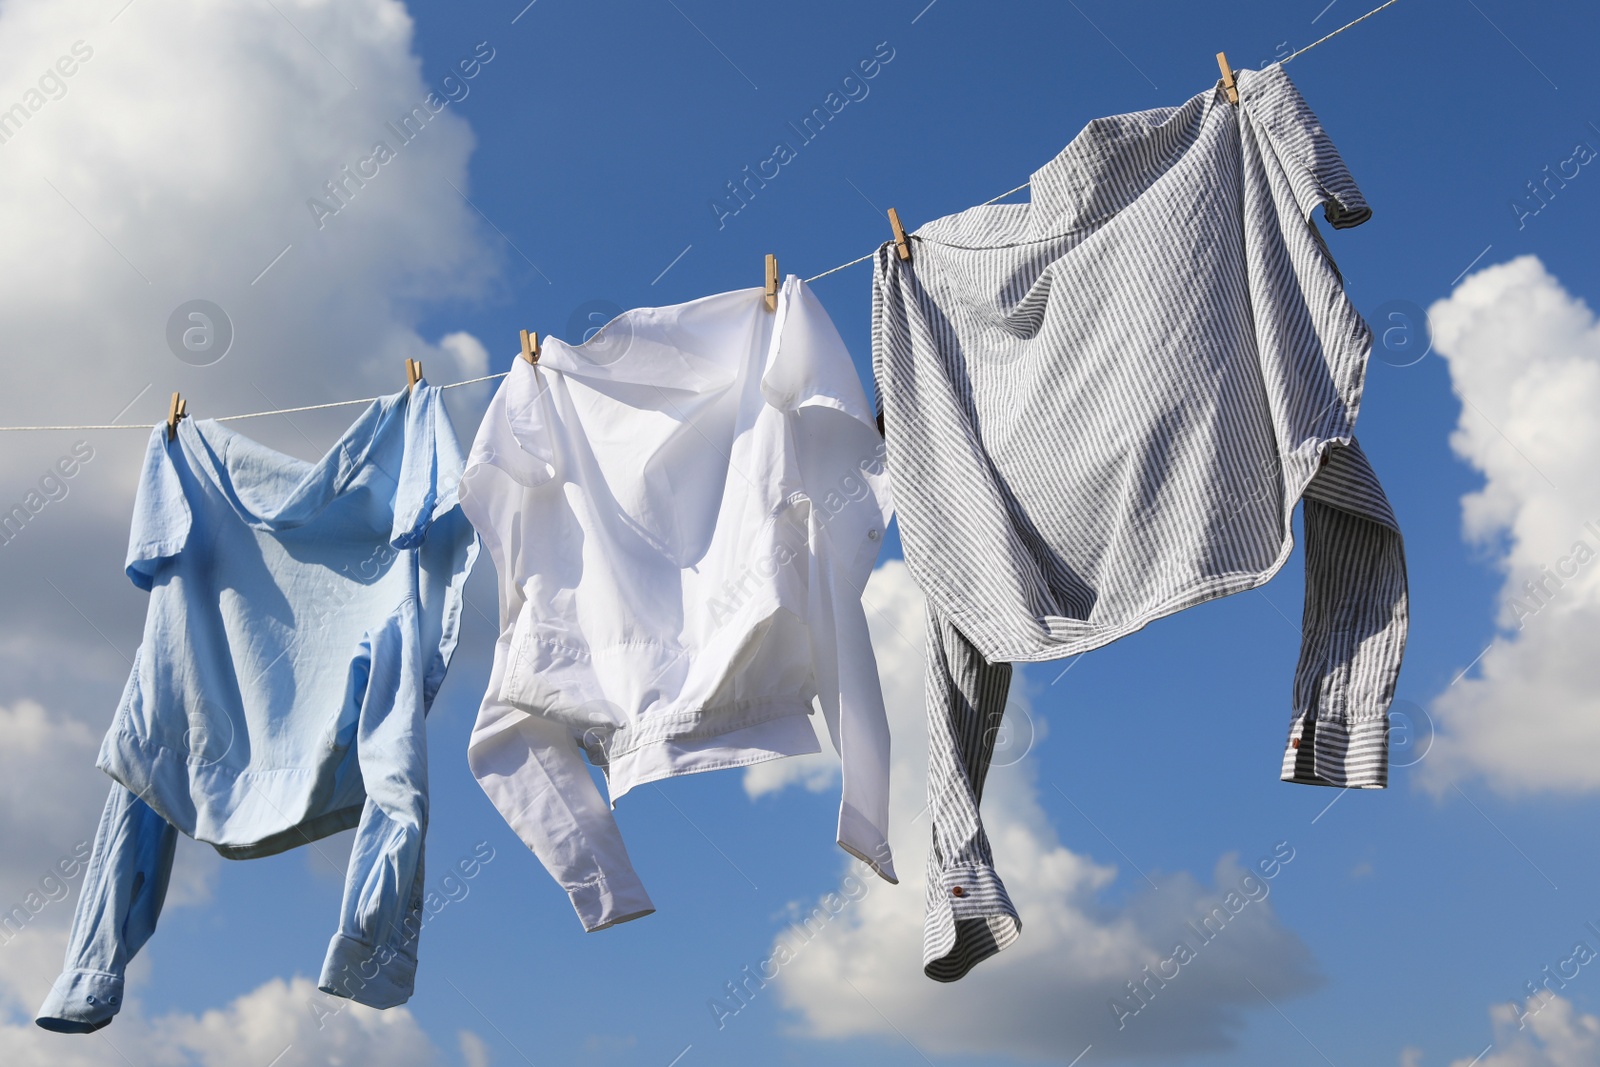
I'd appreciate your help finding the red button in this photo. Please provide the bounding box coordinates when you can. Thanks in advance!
[1291,738,1300,749]
[951,885,966,898]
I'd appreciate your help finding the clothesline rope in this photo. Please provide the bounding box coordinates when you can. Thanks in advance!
[808,0,1401,282]
[0,373,512,432]
[0,0,1403,434]
[1282,0,1404,65]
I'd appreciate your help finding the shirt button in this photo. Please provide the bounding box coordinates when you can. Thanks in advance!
[951,885,965,898]
[868,529,880,541]
[86,995,96,1005]
[1291,738,1300,748]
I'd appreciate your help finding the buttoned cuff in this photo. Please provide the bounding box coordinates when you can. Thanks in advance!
[319,934,416,1009]
[923,863,1021,983]
[35,969,124,1033]
[570,873,656,932]
[1281,714,1388,789]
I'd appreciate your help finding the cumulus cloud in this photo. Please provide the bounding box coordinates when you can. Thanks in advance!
[0,975,472,1067]
[1422,256,1600,795]
[747,562,1320,1061]
[0,0,502,708]
[0,0,499,444]
[438,331,491,379]
[1443,995,1600,1067]
[0,0,502,1054]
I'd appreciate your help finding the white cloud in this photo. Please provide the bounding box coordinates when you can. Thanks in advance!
[459,1029,492,1067]
[0,975,472,1067]
[0,0,502,1052]
[0,0,499,449]
[1422,256,1600,795]
[438,330,490,379]
[750,562,1320,1061]
[1445,995,1600,1067]
[0,0,504,699]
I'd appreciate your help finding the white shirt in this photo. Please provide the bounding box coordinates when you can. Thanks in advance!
[460,276,897,931]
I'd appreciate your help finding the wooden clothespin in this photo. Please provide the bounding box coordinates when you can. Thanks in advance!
[405,358,423,390]
[1216,52,1238,105]
[887,208,912,262]
[764,253,779,312]
[520,329,540,365]
[166,391,187,442]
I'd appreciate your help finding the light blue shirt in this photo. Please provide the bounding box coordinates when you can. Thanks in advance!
[36,382,478,1032]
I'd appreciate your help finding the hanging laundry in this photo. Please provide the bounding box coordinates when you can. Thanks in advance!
[872,64,1408,982]
[36,383,479,1032]
[461,276,897,933]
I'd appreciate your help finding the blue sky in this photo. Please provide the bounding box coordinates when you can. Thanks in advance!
[1,0,1599,1065]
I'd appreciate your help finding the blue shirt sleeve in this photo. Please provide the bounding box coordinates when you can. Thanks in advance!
[124,426,193,591]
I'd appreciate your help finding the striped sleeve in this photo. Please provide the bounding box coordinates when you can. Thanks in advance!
[1241,64,1371,229]
[1283,439,1408,787]
[921,608,1021,981]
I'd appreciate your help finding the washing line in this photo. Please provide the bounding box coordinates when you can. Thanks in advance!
[0,0,1405,434]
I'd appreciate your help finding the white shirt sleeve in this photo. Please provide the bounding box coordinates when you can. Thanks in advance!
[781,278,898,883]
[467,623,656,931]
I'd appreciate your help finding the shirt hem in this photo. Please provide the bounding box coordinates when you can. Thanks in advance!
[604,703,823,803]
[98,726,365,855]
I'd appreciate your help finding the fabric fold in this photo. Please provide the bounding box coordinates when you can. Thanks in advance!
[38,384,477,1031]
[460,277,898,924]
[872,63,1407,981]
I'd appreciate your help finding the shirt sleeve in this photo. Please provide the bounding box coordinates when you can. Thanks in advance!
[318,598,430,1008]
[921,608,1022,981]
[1282,439,1409,788]
[391,381,464,550]
[35,780,177,1033]
[800,422,897,883]
[124,425,193,591]
[1238,64,1371,229]
[467,628,656,932]
[407,382,480,711]
[773,276,898,883]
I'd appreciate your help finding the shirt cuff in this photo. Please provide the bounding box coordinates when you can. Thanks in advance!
[35,969,124,1033]
[319,933,417,1009]
[569,873,656,932]
[922,863,1021,982]
[1281,714,1388,788]
[837,801,897,884]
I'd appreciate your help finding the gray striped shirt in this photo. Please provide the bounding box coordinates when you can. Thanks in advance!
[872,64,1408,982]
